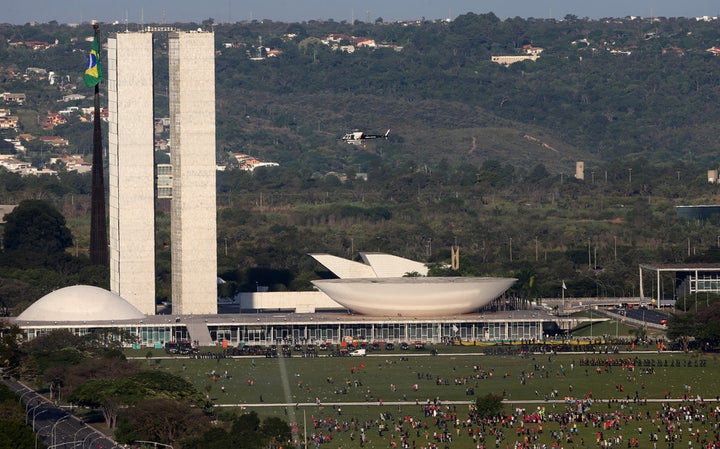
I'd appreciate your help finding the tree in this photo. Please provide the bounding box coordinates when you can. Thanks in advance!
[0,420,35,449]
[260,416,292,448]
[474,393,504,418]
[225,412,286,449]
[183,411,292,449]
[182,427,234,449]
[2,199,73,254]
[69,371,206,429]
[69,378,133,428]
[48,357,140,403]
[115,398,211,446]
[666,312,697,352]
[0,139,15,155]
[183,411,269,449]
[525,164,551,184]
[24,328,84,354]
[512,267,540,307]
[694,302,720,347]
[667,301,720,350]
[0,320,23,372]
[0,169,25,192]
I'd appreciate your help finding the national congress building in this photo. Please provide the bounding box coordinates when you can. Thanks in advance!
[9,29,551,348]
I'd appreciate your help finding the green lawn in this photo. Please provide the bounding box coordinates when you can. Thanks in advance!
[133,348,720,448]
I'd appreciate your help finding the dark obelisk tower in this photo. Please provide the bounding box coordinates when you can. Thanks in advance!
[89,24,108,266]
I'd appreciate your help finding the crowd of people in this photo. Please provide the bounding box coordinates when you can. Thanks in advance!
[293,398,720,449]
[282,352,720,449]
[176,340,719,448]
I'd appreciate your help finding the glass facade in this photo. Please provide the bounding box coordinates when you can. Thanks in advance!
[210,320,543,347]
[18,319,543,348]
[22,325,185,348]
[693,275,720,292]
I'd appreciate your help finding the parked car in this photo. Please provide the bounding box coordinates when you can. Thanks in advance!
[350,348,366,356]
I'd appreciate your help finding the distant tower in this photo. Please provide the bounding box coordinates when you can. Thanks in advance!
[575,161,585,180]
[168,31,218,315]
[107,32,156,315]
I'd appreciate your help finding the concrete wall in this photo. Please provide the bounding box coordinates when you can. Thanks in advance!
[236,291,344,313]
[169,31,218,315]
[107,32,156,315]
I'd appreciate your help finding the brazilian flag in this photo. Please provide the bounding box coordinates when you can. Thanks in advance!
[84,33,102,87]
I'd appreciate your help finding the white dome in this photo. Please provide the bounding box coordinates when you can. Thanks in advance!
[18,285,146,322]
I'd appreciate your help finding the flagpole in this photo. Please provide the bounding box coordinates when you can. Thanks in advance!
[89,23,108,266]
[562,281,565,309]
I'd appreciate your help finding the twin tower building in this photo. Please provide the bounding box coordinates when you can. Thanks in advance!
[107,31,217,316]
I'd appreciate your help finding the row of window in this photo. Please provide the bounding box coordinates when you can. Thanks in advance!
[23,321,544,347]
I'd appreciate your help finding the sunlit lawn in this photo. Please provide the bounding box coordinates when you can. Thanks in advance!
[135,348,720,448]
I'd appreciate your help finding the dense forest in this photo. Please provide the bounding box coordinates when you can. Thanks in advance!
[2,13,720,314]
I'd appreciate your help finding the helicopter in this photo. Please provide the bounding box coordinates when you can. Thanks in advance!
[341,129,390,145]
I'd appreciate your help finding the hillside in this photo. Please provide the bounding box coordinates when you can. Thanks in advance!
[3,15,720,314]
[3,14,720,171]
[206,13,720,170]
[217,91,589,173]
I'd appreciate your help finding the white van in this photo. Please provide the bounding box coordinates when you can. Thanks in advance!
[349,348,366,357]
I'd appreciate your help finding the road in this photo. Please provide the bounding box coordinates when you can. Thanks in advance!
[618,307,667,324]
[2,376,119,449]
[602,306,669,329]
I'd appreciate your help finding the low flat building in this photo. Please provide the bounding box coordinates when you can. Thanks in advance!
[9,253,544,348]
[10,276,545,348]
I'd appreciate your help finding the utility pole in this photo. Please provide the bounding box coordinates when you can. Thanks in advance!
[614,236,617,261]
[588,239,591,269]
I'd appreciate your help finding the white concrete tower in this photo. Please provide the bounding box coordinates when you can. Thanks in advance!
[107,32,156,315]
[168,31,218,315]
